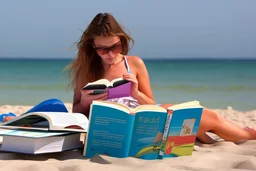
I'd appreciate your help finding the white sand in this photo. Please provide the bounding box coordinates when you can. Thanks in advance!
[0,103,256,171]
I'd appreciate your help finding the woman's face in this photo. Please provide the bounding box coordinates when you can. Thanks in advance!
[93,36,122,65]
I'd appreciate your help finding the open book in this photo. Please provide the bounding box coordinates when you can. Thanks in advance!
[0,112,88,133]
[82,78,131,99]
[83,100,203,160]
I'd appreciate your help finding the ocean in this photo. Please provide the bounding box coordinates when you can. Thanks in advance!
[0,58,256,111]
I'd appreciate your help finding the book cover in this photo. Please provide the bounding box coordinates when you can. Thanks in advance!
[83,100,203,160]
[128,110,166,160]
[159,107,203,158]
[107,81,132,99]
[83,103,135,158]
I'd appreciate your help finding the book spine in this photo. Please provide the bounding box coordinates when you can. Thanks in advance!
[158,109,173,158]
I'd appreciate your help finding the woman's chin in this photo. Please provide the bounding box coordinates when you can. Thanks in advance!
[104,58,116,65]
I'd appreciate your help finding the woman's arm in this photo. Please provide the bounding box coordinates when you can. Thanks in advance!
[72,78,90,117]
[72,74,108,118]
[129,56,156,105]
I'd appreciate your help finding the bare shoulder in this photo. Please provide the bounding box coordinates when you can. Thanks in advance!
[126,55,146,68]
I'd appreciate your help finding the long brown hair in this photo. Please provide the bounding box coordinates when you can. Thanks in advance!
[66,13,134,90]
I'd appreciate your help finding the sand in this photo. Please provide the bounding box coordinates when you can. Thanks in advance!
[0,103,256,171]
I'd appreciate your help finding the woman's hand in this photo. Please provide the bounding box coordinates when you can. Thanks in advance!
[80,89,108,107]
[123,73,139,99]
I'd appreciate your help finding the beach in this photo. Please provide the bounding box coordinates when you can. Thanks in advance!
[1,0,256,169]
[0,103,256,171]
[1,59,256,170]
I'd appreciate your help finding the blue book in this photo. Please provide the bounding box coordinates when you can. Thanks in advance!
[83,100,203,160]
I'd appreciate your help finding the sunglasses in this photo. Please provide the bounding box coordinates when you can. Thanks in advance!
[93,42,122,55]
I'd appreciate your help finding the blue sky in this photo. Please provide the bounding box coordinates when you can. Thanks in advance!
[0,0,255,59]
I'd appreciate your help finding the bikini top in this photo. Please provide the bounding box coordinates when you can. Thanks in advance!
[124,55,132,74]
[105,55,140,108]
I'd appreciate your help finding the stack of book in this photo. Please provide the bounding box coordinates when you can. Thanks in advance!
[0,112,88,154]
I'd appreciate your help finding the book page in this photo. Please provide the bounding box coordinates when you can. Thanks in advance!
[111,78,130,87]
[40,112,88,132]
[167,101,201,111]
[84,103,135,158]
[0,129,71,138]
[0,133,82,154]
[83,79,111,89]
[110,77,123,84]
[135,105,166,113]
[0,112,89,132]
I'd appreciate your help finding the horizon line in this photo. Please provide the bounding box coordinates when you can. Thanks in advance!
[0,56,256,60]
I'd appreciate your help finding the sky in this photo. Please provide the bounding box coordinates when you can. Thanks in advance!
[0,0,256,59]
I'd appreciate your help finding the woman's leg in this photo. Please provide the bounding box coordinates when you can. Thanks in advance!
[160,104,256,144]
[198,108,256,143]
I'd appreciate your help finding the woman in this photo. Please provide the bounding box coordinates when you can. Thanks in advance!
[3,12,252,144]
[67,12,256,144]
[66,13,256,144]
[68,13,155,116]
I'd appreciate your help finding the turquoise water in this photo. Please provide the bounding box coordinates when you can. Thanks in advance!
[0,58,256,111]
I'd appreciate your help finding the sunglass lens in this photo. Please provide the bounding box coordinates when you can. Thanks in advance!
[96,48,108,55]
[95,44,122,55]
[112,45,122,53]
